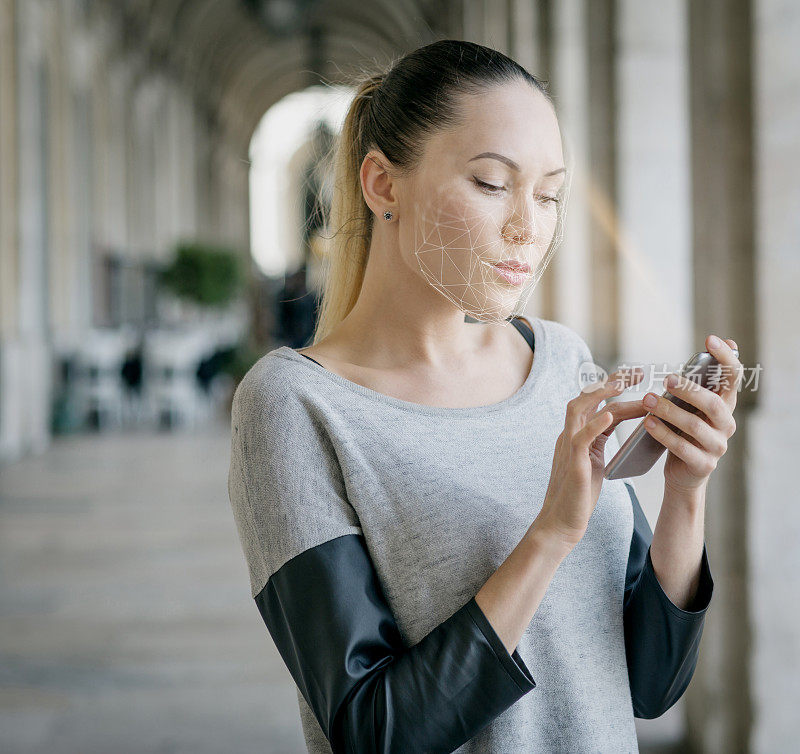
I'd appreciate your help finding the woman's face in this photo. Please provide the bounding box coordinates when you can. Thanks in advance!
[396,79,566,322]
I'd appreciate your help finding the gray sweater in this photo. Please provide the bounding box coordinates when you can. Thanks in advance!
[227,315,714,753]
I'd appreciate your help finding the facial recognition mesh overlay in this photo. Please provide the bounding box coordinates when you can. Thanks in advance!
[406,161,572,326]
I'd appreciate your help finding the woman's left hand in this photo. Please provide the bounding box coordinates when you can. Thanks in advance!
[641,334,743,496]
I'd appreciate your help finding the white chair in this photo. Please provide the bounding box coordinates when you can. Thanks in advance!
[73,329,134,431]
[142,328,216,430]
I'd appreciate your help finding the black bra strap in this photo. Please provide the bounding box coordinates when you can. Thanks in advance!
[299,352,323,367]
[510,316,535,352]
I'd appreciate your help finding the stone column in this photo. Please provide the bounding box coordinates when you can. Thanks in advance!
[584,0,617,366]
[616,1,693,373]
[747,0,800,750]
[161,84,194,250]
[43,0,78,341]
[0,0,19,341]
[129,76,161,259]
[44,0,96,340]
[152,76,174,261]
[221,141,251,253]
[14,0,51,455]
[68,14,95,334]
[687,0,757,751]
[214,140,239,249]
[194,111,217,242]
[0,0,20,460]
[615,0,694,746]
[101,57,133,256]
[177,91,198,239]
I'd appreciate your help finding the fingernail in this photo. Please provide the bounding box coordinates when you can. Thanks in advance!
[708,335,722,349]
[643,393,657,408]
[666,374,678,388]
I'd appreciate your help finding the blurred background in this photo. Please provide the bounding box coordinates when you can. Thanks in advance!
[0,1,796,752]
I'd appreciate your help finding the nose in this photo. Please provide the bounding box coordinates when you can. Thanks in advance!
[503,226,534,245]
[501,198,536,246]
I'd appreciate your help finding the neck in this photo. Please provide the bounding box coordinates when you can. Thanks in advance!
[328,228,500,369]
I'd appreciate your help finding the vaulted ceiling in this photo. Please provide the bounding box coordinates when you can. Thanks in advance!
[112,0,453,149]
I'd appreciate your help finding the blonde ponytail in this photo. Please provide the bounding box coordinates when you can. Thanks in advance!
[311,73,386,344]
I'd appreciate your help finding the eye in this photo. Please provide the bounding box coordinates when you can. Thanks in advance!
[472,177,506,195]
[535,194,560,206]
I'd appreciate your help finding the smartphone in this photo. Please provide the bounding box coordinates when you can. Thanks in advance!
[603,347,739,481]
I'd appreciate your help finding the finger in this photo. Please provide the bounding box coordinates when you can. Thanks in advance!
[595,401,647,450]
[641,391,727,457]
[706,333,744,406]
[602,399,649,429]
[593,399,658,448]
[569,367,643,435]
[573,409,614,449]
[643,415,718,478]
[662,372,736,437]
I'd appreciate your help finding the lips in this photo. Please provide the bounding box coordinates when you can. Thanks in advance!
[490,262,531,286]
[491,260,531,274]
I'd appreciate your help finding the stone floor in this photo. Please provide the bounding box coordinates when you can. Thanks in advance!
[0,421,683,753]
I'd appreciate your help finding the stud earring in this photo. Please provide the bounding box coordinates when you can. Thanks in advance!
[383,210,393,221]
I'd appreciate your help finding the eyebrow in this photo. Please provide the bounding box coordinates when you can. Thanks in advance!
[467,152,566,177]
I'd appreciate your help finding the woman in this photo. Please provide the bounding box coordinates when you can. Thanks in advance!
[228,40,741,753]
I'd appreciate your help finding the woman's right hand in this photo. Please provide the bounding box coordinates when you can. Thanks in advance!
[533,367,646,552]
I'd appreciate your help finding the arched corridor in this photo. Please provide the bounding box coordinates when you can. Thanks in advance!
[0,1,797,752]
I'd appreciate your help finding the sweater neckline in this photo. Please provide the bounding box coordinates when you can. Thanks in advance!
[272,316,549,418]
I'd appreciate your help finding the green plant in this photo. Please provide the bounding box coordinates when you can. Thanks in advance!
[160,243,244,307]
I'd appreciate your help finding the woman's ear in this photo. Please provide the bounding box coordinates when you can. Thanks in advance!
[361,149,399,218]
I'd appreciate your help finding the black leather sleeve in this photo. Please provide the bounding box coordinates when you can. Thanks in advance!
[255,532,536,754]
[622,481,715,719]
